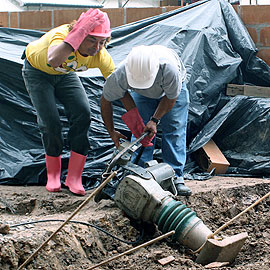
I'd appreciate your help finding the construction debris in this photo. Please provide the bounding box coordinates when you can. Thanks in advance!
[157,255,175,266]
[0,224,10,235]
[0,179,269,269]
[205,261,230,269]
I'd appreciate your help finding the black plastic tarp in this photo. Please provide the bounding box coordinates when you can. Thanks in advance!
[0,0,270,187]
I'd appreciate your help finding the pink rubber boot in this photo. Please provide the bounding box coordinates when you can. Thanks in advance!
[45,155,61,192]
[65,151,86,196]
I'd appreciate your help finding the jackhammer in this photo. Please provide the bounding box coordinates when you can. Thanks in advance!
[95,133,248,265]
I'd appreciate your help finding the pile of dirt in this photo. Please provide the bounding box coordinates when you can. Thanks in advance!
[0,176,269,270]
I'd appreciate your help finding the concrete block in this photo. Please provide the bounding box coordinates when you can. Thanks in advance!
[196,232,248,265]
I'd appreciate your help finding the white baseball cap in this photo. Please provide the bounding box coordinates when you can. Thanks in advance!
[125,45,160,89]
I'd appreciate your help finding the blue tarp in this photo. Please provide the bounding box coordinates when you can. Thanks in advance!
[0,0,270,187]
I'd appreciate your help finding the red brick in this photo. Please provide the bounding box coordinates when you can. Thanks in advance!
[102,8,124,28]
[240,6,270,25]
[260,27,270,46]
[165,6,182,12]
[54,9,86,28]
[0,12,19,28]
[0,12,8,27]
[10,12,19,28]
[20,11,52,31]
[126,7,162,24]
[246,27,258,43]
[257,49,270,66]
[158,256,175,266]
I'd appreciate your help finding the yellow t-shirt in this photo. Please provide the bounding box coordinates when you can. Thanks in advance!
[25,24,115,79]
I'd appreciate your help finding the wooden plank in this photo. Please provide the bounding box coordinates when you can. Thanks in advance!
[226,84,270,98]
[226,84,244,96]
[244,84,270,98]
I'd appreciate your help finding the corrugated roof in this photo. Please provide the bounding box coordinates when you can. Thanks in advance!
[16,0,103,8]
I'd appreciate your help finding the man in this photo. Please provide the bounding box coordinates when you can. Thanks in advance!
[22,9,115,196]
[100,45,192,196]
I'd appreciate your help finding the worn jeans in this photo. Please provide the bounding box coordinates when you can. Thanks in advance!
[131,82,190,182]
[22,59,91,156]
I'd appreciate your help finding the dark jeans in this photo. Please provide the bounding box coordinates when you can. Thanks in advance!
[22,59,91,156]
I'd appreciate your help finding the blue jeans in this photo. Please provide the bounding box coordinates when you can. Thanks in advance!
[131,82,189,182]
[22,59,91,156]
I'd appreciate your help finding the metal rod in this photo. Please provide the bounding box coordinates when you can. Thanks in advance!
[17,170,117,270]
[193,191,270,254]
[86,230,175,270]
[209,191,270,238]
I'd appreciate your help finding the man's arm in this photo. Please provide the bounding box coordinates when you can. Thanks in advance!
[152,95,177,120]
[120,91,137,111]
[100,95,114,135]
[120,91,156,138]
[143,95,177,136]
[100,95,127,148]
[120,92,176,138]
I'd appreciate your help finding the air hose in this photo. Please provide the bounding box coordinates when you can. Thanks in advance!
[5,219,144,245]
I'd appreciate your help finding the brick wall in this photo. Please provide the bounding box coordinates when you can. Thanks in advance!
[0,4,270,65]
[0,7,181,31]
[233,5,270,65]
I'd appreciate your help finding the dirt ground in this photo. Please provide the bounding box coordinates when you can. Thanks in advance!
[0,176,269,270]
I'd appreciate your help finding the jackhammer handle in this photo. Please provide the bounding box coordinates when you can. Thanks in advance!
[140,130,150,140]
[104,131,149,175]
[135,130,150,145]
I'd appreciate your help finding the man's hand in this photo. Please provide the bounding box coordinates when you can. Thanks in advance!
[144,120,157,138]
[100,95,128,148]
[110,130,127,149]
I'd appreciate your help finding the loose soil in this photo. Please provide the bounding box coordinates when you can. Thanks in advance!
[0,176,269,270]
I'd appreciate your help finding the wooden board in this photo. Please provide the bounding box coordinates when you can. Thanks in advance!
[226,84,270,98]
